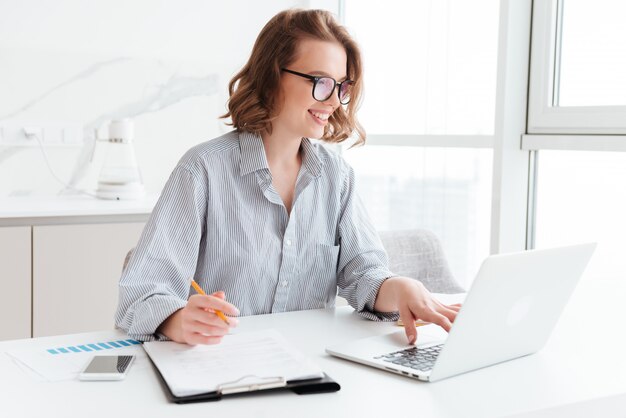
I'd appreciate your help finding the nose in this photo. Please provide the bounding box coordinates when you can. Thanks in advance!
[324,87,341,109]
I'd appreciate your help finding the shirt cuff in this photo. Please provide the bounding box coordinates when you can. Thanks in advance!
[358,271,401,322]
[124,294,188,342]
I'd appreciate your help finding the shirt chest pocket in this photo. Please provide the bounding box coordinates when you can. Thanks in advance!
[315,243,340,274]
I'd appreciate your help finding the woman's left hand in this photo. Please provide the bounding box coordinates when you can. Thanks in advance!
[375,276,462,344]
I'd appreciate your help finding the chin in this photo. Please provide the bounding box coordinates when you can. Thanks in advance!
[305,128,325,140]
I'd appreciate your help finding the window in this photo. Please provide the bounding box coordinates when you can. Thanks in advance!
[343,0,500,287]
[344,146,492,287]
[534,151,626,283]
[526,0,626,286]
[558,0,626,107]
[344,0,499,135]
[528,0,626,134]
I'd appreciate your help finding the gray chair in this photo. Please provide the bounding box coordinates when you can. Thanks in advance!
[378,229,464,293]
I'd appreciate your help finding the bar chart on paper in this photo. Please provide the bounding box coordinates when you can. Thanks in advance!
[5,333,146,382]
[45,338,141,355]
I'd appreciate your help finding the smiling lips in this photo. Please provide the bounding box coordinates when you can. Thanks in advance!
[309,110,331,124]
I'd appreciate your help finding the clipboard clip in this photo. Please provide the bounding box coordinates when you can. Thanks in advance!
[217,375,286,395]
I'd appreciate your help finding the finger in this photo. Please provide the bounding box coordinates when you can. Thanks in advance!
[189,294,240,316]
[210,292,238,323]
[413,304,452,331]
[432,299,461,310]
[446,304,462,312]
[188,307,238,329]
[185,333,224,346]
[426,312,453,332]
[186,321,230,337]
[436,305,459,323]
[398,306,417,345]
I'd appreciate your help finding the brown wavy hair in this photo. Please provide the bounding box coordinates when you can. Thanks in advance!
[220,9,365,145]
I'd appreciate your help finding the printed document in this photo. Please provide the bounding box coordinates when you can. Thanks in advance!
[143,329,324,397]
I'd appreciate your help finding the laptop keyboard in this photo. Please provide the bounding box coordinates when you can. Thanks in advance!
[375,344,444,372]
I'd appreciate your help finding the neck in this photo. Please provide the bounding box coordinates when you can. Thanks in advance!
[261,126,302,168]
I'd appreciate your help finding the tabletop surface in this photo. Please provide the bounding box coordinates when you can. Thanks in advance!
[1,278,625,418]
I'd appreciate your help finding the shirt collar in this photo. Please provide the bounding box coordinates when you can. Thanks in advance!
[238,131,269,176]
[300,137,323,178]
[238,131,323,178]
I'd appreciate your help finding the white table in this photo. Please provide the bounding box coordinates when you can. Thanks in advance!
[1,278,625,418]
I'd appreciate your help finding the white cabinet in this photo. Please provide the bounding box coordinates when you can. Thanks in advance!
[0,227,31,340]
[0,196,155,340]
[32,222,145,337]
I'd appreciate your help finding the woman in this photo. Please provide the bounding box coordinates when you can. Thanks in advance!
[115,9,460,346]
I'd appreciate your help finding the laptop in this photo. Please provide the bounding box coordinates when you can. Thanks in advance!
[326,243,596,382]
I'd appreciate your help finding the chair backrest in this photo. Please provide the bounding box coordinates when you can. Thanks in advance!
[378,229,464,293]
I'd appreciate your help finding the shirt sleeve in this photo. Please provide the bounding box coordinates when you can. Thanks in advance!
[336,164,400,321]
[114,165,207,341]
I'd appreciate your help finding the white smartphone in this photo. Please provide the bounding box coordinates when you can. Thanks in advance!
[79,355,135,381]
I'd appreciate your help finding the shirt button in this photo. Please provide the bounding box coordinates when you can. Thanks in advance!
[282,280,288,287]
[286,239,292,246]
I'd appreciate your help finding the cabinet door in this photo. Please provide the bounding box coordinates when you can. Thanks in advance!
[0,227,31,341]
[33,222,145,337]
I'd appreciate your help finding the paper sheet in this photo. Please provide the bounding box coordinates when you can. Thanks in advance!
[5,336,147,381]
[143,329,324,397]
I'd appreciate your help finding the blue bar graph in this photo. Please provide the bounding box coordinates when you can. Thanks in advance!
[45,339,141,355]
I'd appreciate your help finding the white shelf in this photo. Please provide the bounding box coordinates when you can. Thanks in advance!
[0,194,158,226]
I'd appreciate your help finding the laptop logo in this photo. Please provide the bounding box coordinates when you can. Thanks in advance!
[506,295,533,327]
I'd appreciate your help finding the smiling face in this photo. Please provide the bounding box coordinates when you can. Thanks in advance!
[275,38,348,140]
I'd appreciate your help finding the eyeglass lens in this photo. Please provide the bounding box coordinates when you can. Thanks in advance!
[313,78,335,101]
[313,77,351,104]
[339,81,351,103]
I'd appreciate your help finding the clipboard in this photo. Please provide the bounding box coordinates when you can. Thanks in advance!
[143,329,340,403]
[149,356,340,403]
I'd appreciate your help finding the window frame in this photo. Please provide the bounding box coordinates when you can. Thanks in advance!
[527,0,626,136]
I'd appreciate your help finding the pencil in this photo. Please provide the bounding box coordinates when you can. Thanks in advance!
[397,318,430,327]
[190,280,230,325]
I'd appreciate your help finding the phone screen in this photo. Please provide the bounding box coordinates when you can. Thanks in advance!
[83,355,134,374]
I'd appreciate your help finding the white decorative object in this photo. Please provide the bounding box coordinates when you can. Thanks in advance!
[96,119,145,200]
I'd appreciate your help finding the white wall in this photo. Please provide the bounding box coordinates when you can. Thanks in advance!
[0,0,320,197]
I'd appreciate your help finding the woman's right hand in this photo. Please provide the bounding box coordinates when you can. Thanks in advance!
[158,291,240,345]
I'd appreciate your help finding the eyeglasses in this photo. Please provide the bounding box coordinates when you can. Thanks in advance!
[281,68,353,105]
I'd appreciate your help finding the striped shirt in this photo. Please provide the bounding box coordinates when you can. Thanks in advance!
[115,130,397,341]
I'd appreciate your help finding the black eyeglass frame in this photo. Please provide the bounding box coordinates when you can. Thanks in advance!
[281,68,354,105]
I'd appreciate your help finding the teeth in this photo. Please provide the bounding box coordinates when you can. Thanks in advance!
[310,111,330,121]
